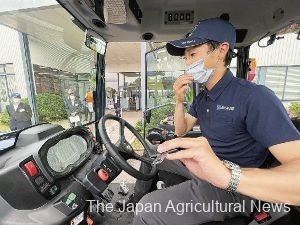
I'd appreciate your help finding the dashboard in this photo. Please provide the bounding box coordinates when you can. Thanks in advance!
[38,127,94,178]
[0,124,96,225]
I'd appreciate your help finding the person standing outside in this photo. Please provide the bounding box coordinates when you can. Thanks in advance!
[114,92,121,117]
[84,89,94,122]
[65,89,83,128]
[6,92,32,130]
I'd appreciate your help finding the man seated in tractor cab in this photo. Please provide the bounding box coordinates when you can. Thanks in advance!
[133,18,300,225]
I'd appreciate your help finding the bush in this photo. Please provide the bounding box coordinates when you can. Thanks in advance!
[147,105,174,131]
[35,93,68,122]
[289,102,300,118]
[0,111,9,124]
[135,120,144,132]
[135,104,175,137]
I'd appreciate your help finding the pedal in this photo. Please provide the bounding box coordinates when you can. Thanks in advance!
[118,181,129,196]
[156,181,166,189]
[115,193,134,211]
[101,188,114,203]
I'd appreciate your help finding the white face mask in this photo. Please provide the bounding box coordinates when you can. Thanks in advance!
[69,95,75,101]
[185,51,216,84]
[12,98,21,104]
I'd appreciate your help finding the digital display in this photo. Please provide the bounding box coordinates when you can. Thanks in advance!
[164,10,194,25]
[47,135,87,173]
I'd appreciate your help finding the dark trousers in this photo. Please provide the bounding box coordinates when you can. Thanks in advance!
[9,120,31,131]
[84,107,93,122]
[133,160,254,225]
[114,103,121,117]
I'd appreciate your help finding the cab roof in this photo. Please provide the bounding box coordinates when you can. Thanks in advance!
[58,0,300,47]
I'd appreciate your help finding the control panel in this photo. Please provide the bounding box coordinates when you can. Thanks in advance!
[21,158,60,199]
[83,153,122,197]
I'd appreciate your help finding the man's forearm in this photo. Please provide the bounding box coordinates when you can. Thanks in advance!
[237,160,300,205]
[174,102,187,136]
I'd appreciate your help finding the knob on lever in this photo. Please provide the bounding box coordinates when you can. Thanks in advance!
[98,169,109,182]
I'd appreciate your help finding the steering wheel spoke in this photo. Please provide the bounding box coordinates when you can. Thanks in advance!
[132,151,153,165]
[118,150,133,161]
[99,114,157,180]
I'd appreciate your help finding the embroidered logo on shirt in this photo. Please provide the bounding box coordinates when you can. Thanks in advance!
[217,105,235,111]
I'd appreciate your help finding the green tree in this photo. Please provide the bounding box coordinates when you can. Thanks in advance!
[289,102,300,118]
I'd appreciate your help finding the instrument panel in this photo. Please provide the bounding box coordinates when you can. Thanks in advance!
[47,135,89,173]
[38,126,94,178]
[0,124,95,211]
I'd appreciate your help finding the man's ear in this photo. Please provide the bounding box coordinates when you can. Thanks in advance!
[218,42,230,62]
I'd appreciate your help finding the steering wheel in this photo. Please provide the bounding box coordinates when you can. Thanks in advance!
[99,114,157,180]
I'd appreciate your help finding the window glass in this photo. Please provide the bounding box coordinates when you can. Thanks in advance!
[5,64,15,74]
[146,47,185,109]
[28,33,97,129]
[0,5,97,139]
[283,66,300,101]
[249,33,300,102]
[249,32,300,117]
[0,65,4,73]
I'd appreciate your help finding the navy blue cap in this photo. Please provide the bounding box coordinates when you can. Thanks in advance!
[166,18,236,56]
[11,92,21,98]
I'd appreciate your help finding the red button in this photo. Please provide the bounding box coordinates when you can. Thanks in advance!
[254,212,271,222]
[98,169,109,181]
[24,161,38,177]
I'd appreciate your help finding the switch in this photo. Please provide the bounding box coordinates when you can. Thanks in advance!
[24,161,38,177]
[254,212,271,223]
[49,185,60,196]
[65,192,77,206]
[39,182,50,193]
[34,175,45,186]
[98,168,109,182]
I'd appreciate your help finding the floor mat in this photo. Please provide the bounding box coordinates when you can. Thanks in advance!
[89,183,135,225]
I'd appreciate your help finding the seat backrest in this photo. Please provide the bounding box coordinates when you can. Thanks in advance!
[291,118,300,132]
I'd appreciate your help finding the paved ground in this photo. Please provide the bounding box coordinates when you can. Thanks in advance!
[103,110,143,184]
[102,109,143,143]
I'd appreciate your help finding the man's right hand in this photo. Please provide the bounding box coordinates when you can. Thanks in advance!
[173,74,194,103]
[157,137,231,190]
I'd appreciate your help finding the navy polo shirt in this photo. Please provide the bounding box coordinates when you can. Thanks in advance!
[188,70,300,167]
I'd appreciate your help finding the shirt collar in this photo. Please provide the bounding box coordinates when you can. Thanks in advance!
[204,70,234,101]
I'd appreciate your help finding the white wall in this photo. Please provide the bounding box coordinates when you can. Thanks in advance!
[0,25,28,98]
[0,0,57,13]
[250,33,300,66]
[231,33,300,67]
[28,36,95,74]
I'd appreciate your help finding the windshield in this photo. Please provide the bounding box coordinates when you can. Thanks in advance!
[146,47,181,109]
[0,3,98,150]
